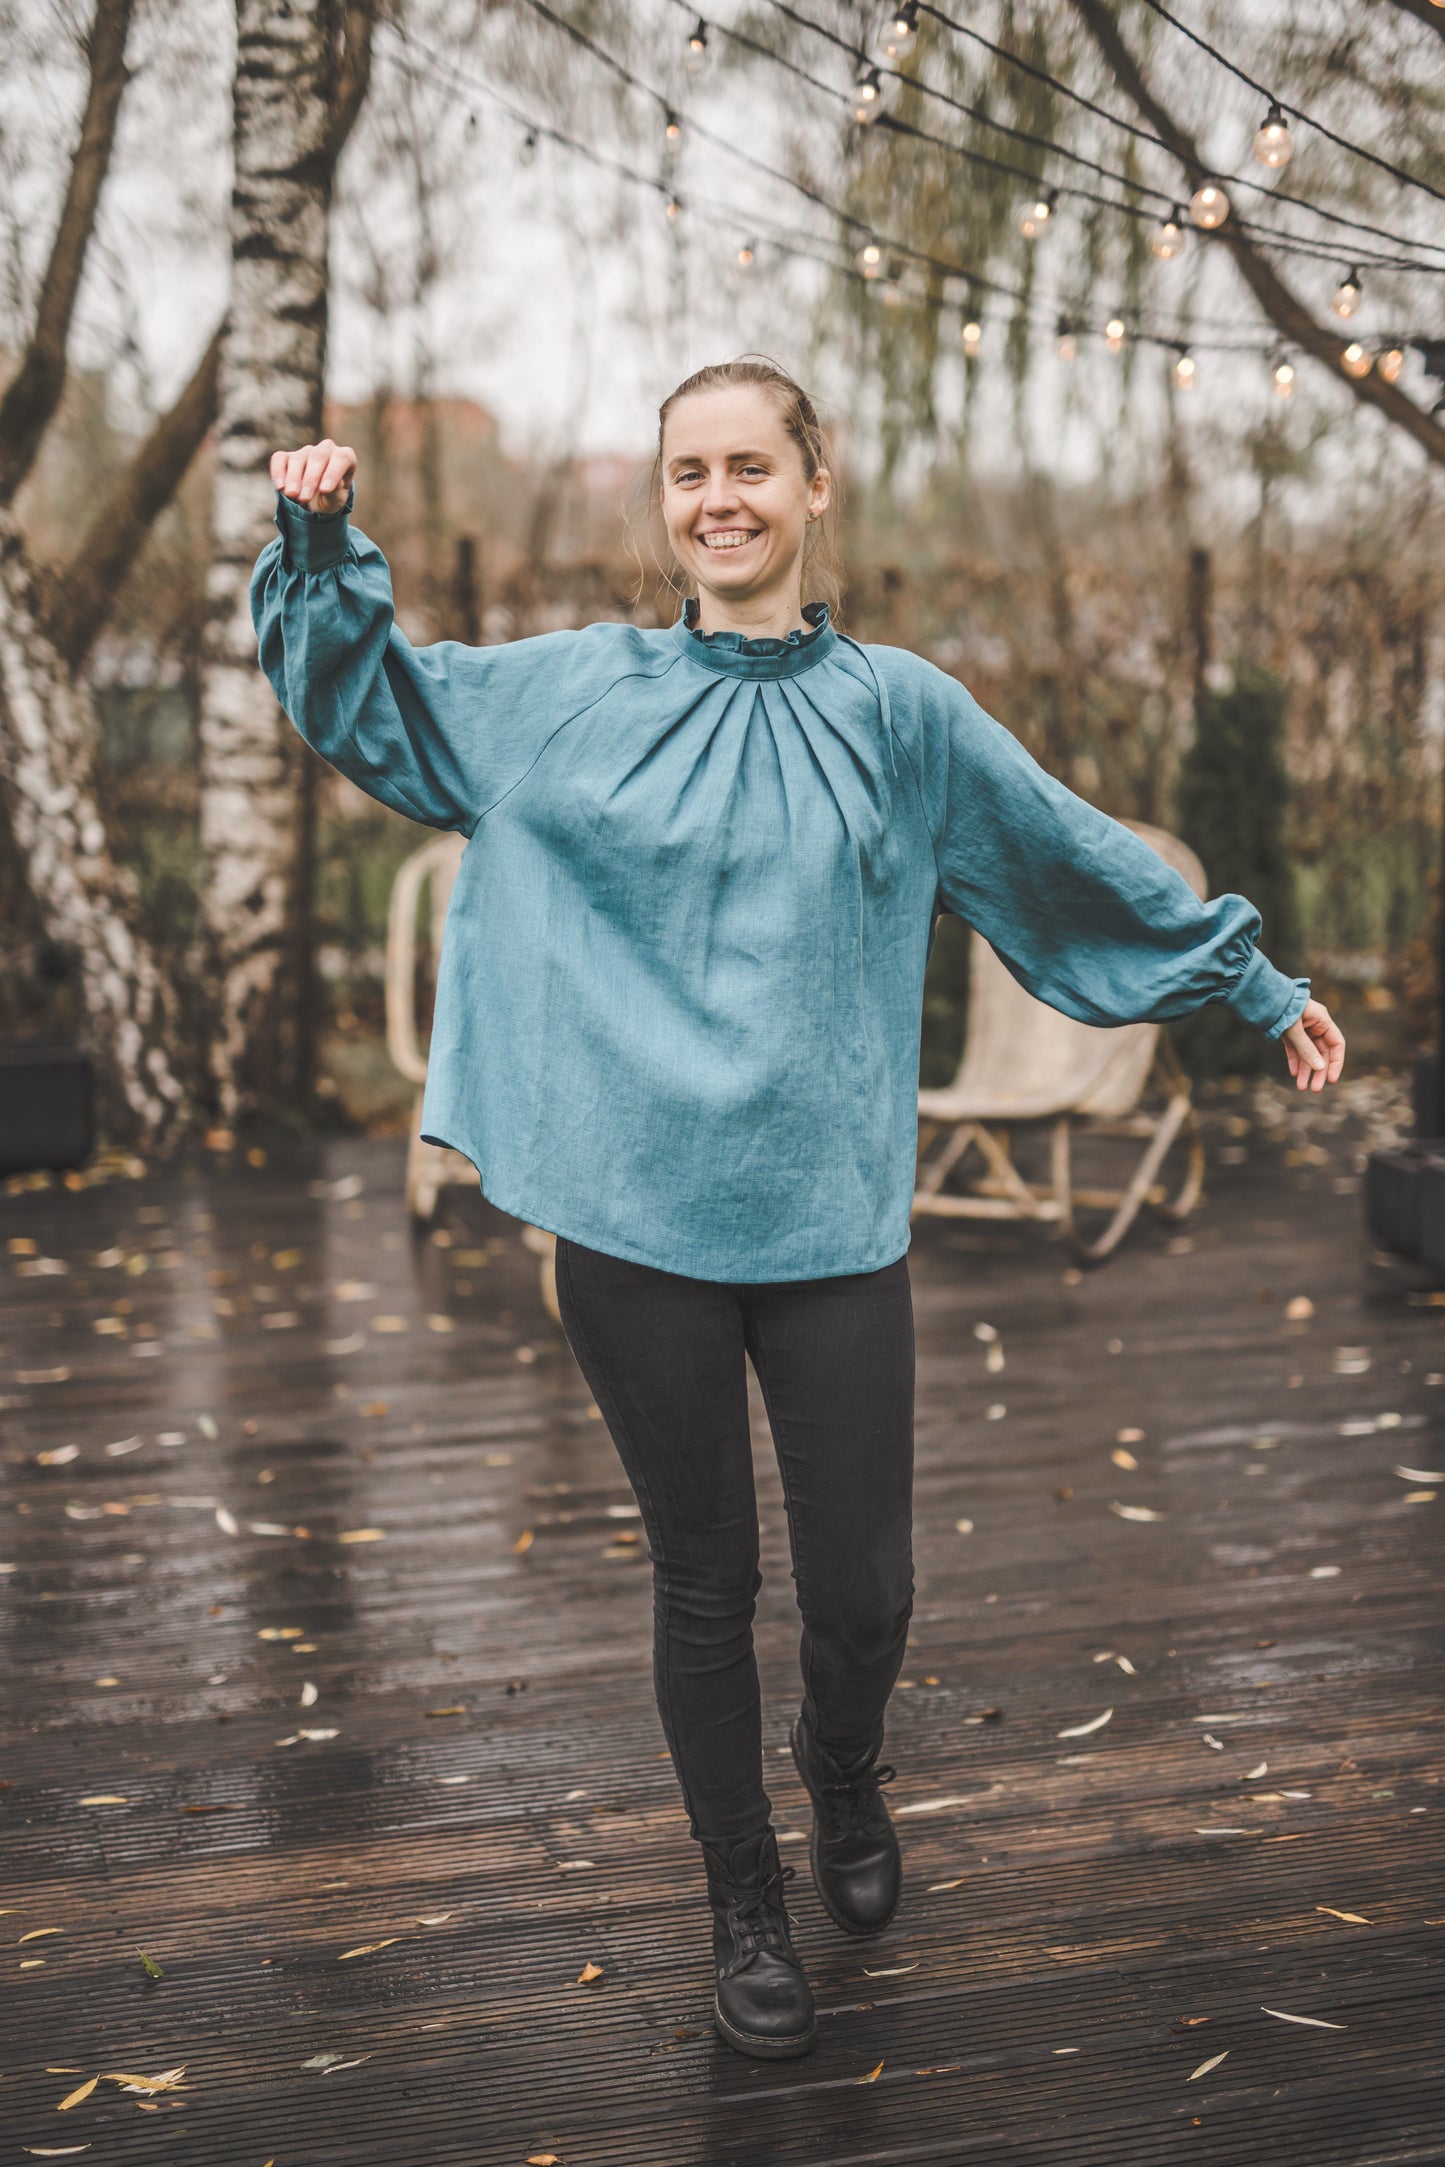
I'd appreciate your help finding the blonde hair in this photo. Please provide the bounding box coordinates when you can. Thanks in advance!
[634,353,846,627]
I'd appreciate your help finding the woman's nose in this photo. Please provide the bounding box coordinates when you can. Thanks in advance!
[700,469,741,515]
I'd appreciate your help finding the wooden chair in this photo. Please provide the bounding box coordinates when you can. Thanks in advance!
[385,831,560,1321]
[912,820,1207,1263]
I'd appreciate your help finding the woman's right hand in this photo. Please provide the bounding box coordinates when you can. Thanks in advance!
[269,438,356,515]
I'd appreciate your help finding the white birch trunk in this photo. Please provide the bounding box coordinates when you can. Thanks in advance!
[0,514,187,1142]
[198,0,337,1121]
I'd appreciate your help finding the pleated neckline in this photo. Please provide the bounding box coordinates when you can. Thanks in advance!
[672,598,837,679]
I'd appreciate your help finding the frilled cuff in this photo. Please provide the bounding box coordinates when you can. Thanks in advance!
[274,485,355,573]
[1225,947,1310,1040]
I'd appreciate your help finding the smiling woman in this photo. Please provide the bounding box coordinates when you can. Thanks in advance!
[650,356,844,638]
[252,349,1341,2071]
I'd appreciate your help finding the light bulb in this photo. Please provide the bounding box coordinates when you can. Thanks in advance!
[1057,317,1077,362]
[1104,317,1126,352]
[962,319,982,356]
[1331,268,1362,319]
[1253,102,1293,168]
[1173,351,1196,389]
[736,240,755,269]
[857,237,883,278]
[684,16,709,74]
[1189,181,1230,229]
[1150,208,1187,260]
[665,111,682,143]
[853,64,884,123]
[1377,346,1405,384]
[665,195,682,222]
[1272,357,1295,397]
[877,3,919,60]
[1340,342,1372,379]
[1017,187,1056,240]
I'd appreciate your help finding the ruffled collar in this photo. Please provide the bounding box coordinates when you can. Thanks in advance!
[673,598,837,680]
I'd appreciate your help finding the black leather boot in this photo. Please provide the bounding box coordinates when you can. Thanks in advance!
[789,1709,901,1936]
[700,1826,816,2059]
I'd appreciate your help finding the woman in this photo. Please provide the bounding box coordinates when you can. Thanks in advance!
[254,356,1344,2064]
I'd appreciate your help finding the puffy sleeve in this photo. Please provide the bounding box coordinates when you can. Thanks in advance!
[925,669,1309,1041]
[250,490,577,833]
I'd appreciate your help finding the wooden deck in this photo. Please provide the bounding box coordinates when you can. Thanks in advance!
[2,1096,1442,2165]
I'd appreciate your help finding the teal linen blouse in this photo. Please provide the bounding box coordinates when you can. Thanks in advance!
[252,491,1309,1282]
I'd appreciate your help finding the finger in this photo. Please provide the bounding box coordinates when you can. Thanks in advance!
[283,448,312,498]
[319,445,353,499]
[269,449,288,487]
[298,446,332,502]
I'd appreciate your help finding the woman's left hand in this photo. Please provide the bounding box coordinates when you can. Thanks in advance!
[1282,998,1345,1093]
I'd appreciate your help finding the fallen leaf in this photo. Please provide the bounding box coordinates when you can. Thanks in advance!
[1403,1490,1437,1504]
[1261,2006,1346,2029]
[1110,1501,1165,1521]
[79,1796,129,1806]
[321,2056,372,2073]
[1110,1448,1138,1470]
[57,2079,98,2111]
[215,1507,239,1536]
[1194,1827,1258,1836]
[137,1949,163,1978]
[425,1706,466,1717]
[1057,1708,1113,1738]
[416,1914,453,1925]
[1188,2051,1229,2080]
[1284,1296,1314,1320]
[103,2067,187,2092]
[339,1940,400,1960]
[1202,1734,1225,1751]
[895,1795,977,1815]
[954,1518,974,1534]
[1115,1655,1136,1675]
[19,1928,63,1942]
[258,1627,304,1640]
[1394,1465,1445,1483]
[370,1315,408,1333]
[1309,1565,1341,1578]
[300,1682,318,1707]
[527,2156,562,2165]
[926,1877,967,1890]
[38,1445,80,1465]
[513,1529,535,1554]
[1316,1906,1370,1924]
[856,2059,885,2084]
[22,2148,91,2155]
[577,1960,604,1983]
[1245,1760,1269,1779]
[863,1962,919,1975]
[298,1728,339,1741]
[338,1528,385,1543]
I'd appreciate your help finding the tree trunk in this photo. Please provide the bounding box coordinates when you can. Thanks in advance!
[0,515,189,1141]
[197,0,343,1123]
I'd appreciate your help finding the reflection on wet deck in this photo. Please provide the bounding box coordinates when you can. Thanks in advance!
[2,1126,1441,2164]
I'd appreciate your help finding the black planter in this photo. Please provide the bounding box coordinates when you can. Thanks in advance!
[0,1044,95,1177]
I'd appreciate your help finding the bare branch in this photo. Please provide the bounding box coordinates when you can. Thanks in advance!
[38,322,224,669]
[327,0,377,162]
[0,0,136,506]
[1070,0,1445,471]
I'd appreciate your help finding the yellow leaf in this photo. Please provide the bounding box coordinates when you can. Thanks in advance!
[1110,1448,1138,1470]
[1316,1906,1370,1924]
[1115,1426,1145,1443]
[425,1706,466,1717]
[1057,1708,1113,1739]
[19,1928,63,1943]
[856,2059,885,2084]
[577,1960,605,1983]
[863,1962,919,1976]
[79,1796,128,1806]
[926,1877,967,1890]
[1188,2051,1229,2080]
[527,2156,562,2165]
[1285,1296,1314,1320]
[338,1939,399,1959]
[338,1528,385,1543]
[258,1627,304,1640]
[57,2078,98,2110]
[513,1529,535,1554]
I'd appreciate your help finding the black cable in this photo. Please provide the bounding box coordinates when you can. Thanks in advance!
[1137,0,1445,207]
[912,0,1445,255]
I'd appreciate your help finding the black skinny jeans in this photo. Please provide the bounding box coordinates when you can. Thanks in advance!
[554,1236,916,1847]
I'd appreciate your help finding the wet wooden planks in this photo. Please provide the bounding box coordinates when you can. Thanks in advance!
[1,1109,1442,2165]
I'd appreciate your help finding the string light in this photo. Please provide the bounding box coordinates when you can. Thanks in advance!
[1017,186,1058,239]
[1377,346,1405,384]
[1340,342,1372,379]
[1057,314,1077,361]
[1271,353,1295,397]
[857,235,884,277]
[853,62,885,123]
[876,3,919,61]
[1252,102,1293,168]
[962,318,982,355]
[665,109,682,141]
[1172,349,1196,389]
[1189,180,1230,229]
[684,15,708,74]
[1149,206,1187,260]
[1104,317,1126,352]
[1331,266,1362,318]
[736,238,756,268]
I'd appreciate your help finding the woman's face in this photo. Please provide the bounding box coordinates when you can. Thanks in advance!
[659,385,830,613]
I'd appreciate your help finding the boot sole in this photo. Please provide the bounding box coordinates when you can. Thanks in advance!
[712,1993,816,2059]
[789,1717,899,1939]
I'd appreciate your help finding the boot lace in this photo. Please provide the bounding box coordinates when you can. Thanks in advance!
[721,1861,802,1975]
[817,1759,898,1843]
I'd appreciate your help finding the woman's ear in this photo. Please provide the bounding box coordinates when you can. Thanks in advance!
[810,467,832,520]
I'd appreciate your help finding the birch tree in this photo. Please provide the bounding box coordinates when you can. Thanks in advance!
[198,0,372,1121]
